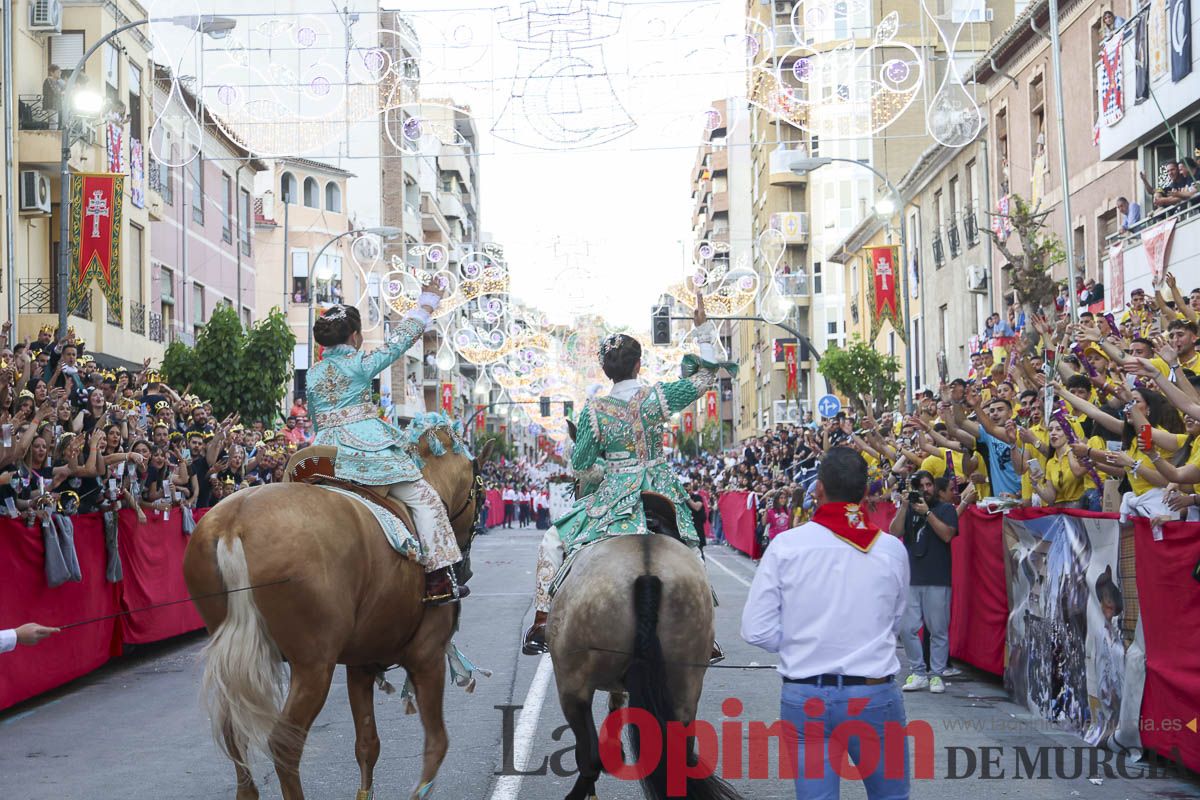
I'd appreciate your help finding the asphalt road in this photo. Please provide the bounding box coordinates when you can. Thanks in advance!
[2,524,1197,799]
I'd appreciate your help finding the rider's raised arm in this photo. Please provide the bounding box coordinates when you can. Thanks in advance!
[570,406,600,473]
[357,293,441,378]
[658,322,727,415]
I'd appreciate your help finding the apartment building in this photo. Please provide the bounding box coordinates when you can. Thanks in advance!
[969,0,1138,299]
[8,0,162,365]
[147,68,266,344]
[1095,0,1200,293]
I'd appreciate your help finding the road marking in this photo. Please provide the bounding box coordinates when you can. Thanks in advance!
[488,654,554,800]
[707,553,752,587]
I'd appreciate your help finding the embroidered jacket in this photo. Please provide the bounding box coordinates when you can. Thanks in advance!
[308,313,428,485]
[554,331,724,555]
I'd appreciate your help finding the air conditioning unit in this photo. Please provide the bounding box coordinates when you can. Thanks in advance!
[28,0,62,32]
[966,264,988,293]
[20,170,52,215]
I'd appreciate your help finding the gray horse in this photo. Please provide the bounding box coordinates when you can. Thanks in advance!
[547,499,744,800]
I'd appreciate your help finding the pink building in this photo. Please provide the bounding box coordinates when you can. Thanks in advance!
[147,68,266,342]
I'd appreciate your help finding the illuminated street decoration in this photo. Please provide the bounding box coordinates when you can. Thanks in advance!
[918,0,985,146]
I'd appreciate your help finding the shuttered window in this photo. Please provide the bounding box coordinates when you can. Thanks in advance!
[49,32,85,76]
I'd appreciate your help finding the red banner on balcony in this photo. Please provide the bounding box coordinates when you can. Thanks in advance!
[440,382,454,414]
[475,404,486,432]
[784,342,798,397]
[705,390,718,420]
[683,411,694,435]
[69,173,123,324]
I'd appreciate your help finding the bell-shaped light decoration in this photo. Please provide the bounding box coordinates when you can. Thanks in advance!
[435,334,457,372]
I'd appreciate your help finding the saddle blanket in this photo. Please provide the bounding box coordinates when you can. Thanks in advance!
[315,484,423,562]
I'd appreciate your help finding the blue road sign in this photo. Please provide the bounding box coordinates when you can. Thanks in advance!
[817,394,842,418]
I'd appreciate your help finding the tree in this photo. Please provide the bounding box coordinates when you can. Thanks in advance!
[816,336,902,413]
[161,306,296,424]
[985,194,1065,339]
[475,430,515,462]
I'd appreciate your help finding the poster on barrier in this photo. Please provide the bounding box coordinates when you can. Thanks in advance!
[1004,513,1134,747]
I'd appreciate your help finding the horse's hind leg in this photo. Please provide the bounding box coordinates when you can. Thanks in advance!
[222,720,259,800]
[347,666,381,800]
[407,654,450,799]
[270,662,335,800]
[561,688,600,800]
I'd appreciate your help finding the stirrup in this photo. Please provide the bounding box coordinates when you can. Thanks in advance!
[709,641,725,665]
[424,568,470,606]
[522,625,549,656]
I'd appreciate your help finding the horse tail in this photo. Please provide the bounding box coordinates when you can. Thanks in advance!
[624,573,745,800]
[200,535,288,765]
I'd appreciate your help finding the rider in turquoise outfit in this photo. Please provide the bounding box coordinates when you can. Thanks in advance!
[307,282,467,603]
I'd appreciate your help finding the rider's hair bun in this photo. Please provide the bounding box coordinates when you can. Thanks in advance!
[600,334,642,381]
[313,305,362,347]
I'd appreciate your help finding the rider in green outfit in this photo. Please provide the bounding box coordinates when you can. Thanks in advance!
[522,292,731,658]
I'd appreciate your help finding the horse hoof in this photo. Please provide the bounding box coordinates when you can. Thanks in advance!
[411,780,435,799]
[355,789,373,800]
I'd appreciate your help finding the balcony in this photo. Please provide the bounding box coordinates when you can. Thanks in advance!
[18,95,97,166]
[964,207,980,247]
[149,312,165,343]
[932,235,945,268]
[438,190,467,220]
[776,273,810,298]
[768,211,809,244]
[1102,203,1200,299]
[438,149,473,182]
[421,194,450,237]
[711,191,729,214]
[1094,6,1200,160]
[711,149,728,173]
[768,145,810,186]
[130,302,146,335]
[947,223,961,258]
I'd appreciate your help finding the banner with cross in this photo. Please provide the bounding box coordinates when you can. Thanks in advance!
[68,173,124,324]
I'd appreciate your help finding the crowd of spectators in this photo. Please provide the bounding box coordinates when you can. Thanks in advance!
[671,266,1200,550]
[0,324,314,528]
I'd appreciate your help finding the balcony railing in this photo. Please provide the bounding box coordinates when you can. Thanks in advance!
[932,236,945,268]
[423,365,439,381]
[18,94,59,130]
[947,223,961,258]
[17,278,93,319]
[107,300,122,327]
[129,302,146,335]
[776,273,809,296]
[74,293,92,321]
[149,312,165,343]
[964,207,980,247]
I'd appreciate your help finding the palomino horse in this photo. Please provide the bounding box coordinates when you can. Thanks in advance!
[548,496,744,800]
[182,425,488,800]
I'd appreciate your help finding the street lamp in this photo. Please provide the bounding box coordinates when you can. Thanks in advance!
[306,226,401,368]
[790,154,915,412]
[56,14,237,340]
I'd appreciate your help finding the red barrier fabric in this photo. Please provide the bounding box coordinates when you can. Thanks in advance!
[486,489,504,527]
[865,500,897,533]
[0,515,122,710]
[719,491,761,560]
[1133,518,1200,773]
[948,506,1009,676]
[117,509,205,645]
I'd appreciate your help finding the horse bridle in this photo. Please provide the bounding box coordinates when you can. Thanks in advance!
[447,461,484,528]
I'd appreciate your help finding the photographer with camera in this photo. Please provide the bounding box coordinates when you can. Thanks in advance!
[889,471,958,694]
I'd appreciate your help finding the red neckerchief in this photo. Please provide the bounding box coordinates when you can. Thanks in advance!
[811,502,882,553]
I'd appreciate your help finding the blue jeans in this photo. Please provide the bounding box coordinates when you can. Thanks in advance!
[780,679,911,800]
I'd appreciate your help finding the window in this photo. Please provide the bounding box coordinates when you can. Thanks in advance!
[810,134,820,157]
[239,188,252,256]
[160,266,175,304]
[49,33,85,77]
[315,254,343,305]
[130,223,144,304]
[103,43,120,103]
[303,177,319,208]
[128,63,142,142]
[940,304,950,358]
[291,251,310,302]
[190,155,204,224]
[995,108,1009,196]
[221,173,233,242]
[281,171,298,203]
[193,283,206,323]
[1029,74,1046,168]
[325,182,341,213]
[948,177,959,225]
[812,261,823,294]
[933,190,945,267]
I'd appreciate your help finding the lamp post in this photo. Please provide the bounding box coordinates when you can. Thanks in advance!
[306,226,401,368]
[789,155,914,412]
[56,15,236,339]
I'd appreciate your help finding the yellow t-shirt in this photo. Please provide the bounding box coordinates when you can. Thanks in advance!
[1126,438,1176,496]
[1020,426,1051,500]
[1044,451,1086,504]
[919,449,981,483]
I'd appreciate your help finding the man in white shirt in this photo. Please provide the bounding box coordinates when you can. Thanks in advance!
[742,446,911,799]
[502,486,516,528]
[1,622,59,653]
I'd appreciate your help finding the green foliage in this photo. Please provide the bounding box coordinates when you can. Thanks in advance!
[475,430,515,461]
[988,194,1064,315]
[160,306,296,424]
[817,336,902,412]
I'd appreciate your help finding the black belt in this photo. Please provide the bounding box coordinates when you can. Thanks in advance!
[784,674,894,687]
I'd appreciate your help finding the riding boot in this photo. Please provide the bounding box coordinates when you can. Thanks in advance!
[522,610,550,655]
[424,567,471,605]
[710,640,725,665]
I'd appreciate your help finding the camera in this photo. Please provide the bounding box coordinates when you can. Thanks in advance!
[907,490,922,505]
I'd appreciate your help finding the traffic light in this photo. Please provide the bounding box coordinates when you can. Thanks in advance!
[539,396,551,417]
[651,304,671,345]
[563,400,574,419]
